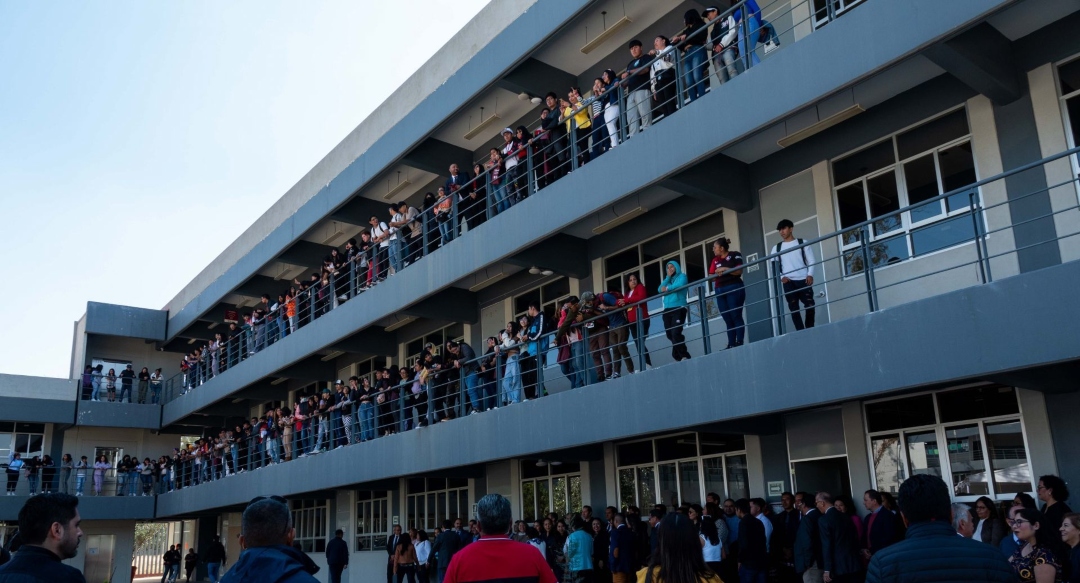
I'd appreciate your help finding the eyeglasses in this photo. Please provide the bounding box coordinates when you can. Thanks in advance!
[1012,519,1033,526]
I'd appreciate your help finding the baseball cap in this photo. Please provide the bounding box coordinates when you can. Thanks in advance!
[580,291,596,303]
[335,379,344,385]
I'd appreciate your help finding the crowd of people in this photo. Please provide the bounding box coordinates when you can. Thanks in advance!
[79,363,163,403]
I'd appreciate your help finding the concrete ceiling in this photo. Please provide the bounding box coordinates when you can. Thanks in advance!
[985,0,1080,41]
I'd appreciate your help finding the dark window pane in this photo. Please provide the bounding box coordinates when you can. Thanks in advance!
[910,212,981,257]
[833,140,894,185]
[617,440,654,465]
[683,244,707,290]
[428,477,446,490]
[515,289,542,316]
[837,183,868,247]
[1059,58,1080,95]
[865,394,936,432]
[0,423,13,433]
[936,385,1018,423]
[406,339,424,359]
[867,171,902,236]
[642,231,680,263]
[446,323,465,341]
[606,277,624,295]
[656,434,698,461]
[1067,96,1080,153]
[542,277,570,301]
[904,154,943,224]
[447,477,468,489]
[681,212,725,247]
[14,424,43,434]
[897,109,969,160]
[698,434,745,455]
[554,461,581,474]
[605,248,640,276]
[939,142,977,212]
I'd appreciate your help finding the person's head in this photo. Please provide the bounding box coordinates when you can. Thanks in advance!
[863,489,883,512]
[687,504,702,522]
[240,497,292,549]
[581,505,593,519]
[1013,508,1052,548]
[602,69,617,85]
[449,163,459,175]
[777,219,795,239]
[734,499,751,518]
[780,492,795,511]
[834,495,855,516]
[1061,513,1080,548]
[684,8,704,26]
[527,301,541,317]
[814,492,834,515]
[556,520,568,534]
[1014,492,1038,509]
[545,92,558,109]
[654,35,670,51]
[442,519,454,531]
[605,506,616,521]
[897,474,951,525]
[649,512,714,580]
[972,496,997,522]
[951,503,974,537]
[475,494,512,536]
[793,492,811,514]
[570,515,586,532]
[453,518,462,530]
[591,517,603,533]
[392,524,402,536]
[703,6,719,21]
[713,237,732,257]
[628,39,643,58]
[749,498,765,517]
[18,493,82,559]
[1038,475,1069,504]
[502,128,514,144]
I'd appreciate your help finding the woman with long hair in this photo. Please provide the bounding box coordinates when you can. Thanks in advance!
[414,529,431,583]
[393,533,419,583]
[1009,508,1062,582]
[500,321,524,405]
[639,512,721,583]
[973,495,1007,547]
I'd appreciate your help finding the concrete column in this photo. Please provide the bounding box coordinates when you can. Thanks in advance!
[1018,388,1058,482]
[745,435,765,498]
[842,401,873,516]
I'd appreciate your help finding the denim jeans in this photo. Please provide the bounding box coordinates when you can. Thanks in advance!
[119,386,132,403]
[493,182,511,213]
[91,379,101,400]
[389,237,404,273]
[502,354,523,404]
[207,562,222,583]
[739,567,766,583]
[738,17,762,68]
[464,371,482,411]
[683,45,707,102]
[115,473,125,495]
[76,475,86,495]
[230,444,239,472]
[438,220,453,244]
[359,403,375,441]
[715,281,747,346]
[713,47,742,84]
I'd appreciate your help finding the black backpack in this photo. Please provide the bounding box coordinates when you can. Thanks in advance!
[774,238,808,266]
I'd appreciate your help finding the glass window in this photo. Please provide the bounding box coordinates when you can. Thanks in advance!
[945,425,989,496]
[897,109,969,160]
[522,481,536,522]
[699,434,746,456]
[605,249,640,276]
[618,441,654,466]
[619,468,636,511]
[656,435,698,462]
[836,183,868,234]
[905,154,943,223]
[867,171,902,236]
[637,466,657,508]
[292,500,329,553]
[936,386,1018,423]
[939,142,977,211]
[407,479,469,531]
[618,434,746,509]
[865,394,936,432]
[569,476,582,514]
[834,140,894,185]
[521,463,583,522]
[725,455,749,501]
[910,213,982,257]
[682,213,725,248]
[984,421,1032,495]
[703,458,725,500]
[870,434,904,493]
[905,430,942,479]
[658,463,678,509]
[679,461,702,506]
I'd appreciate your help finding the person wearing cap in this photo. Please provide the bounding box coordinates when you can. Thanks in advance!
[705,6,741,85]
[623,40,653,136]
[499,127,523,206]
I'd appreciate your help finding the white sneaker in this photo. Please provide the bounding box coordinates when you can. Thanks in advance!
[610,372,620,379]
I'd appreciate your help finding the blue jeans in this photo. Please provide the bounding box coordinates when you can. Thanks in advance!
[390,237,404,272]
[128,472,138,495]
[683,45,707,102]
[464,371,482,412]
[91,380,101,400]
[715,281,747,346]
[76,475,85,495]
[207,562,222,583]
[359,403,375,441]
[502,354,522,404]
[438,220,453,244]
[493,182,511,213]
[739,567,766,583]
[738,18,762,68]
[570,342,587,388]
[230,445,239,472]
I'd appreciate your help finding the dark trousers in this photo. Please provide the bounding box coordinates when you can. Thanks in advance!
[782,278,816,330]
[627,317,652,366]
[329,564,345,583]
[520,354,538,400]
[716,281,747,346]
[739,566,766,583]
[397,565,417,583]
[588,327,612,379]
[662,307,691,360]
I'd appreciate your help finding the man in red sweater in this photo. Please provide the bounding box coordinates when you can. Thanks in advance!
[443,494,556,583]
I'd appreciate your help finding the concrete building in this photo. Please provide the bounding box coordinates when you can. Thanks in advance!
[3,0,1080,580]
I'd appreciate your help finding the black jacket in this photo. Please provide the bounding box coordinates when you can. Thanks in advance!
[793,508,823,573]
[864,508,897,555]
[431,530,463,570]
[205,541,227,564]
[444,172,473,194]
[818,508,861,576]
[865,521,1016,583]
[325,536,348,566]
[220,545,319,583]
[737,515,768,571]
[0,544,87,583]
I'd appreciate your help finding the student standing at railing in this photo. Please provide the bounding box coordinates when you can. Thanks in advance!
[525,305,549,395]
[673,9,708,103]
[599,70,621,149]
[623,40,654,136]
[579,292,613,383]
[369,215,392,282]
[649,36,678,121]
[774,219,816,331]
[119,364,135,403]
[514,126,532,202]
[486,149,508,215]
[150,368,162,404]
[564,88,593,168]
[5,452,22,495]
[464,164,487,229]
[556,298,586,389]
[105,368,117,402]
[705,6,741,86]
[434,187,455,245]
[658,261,692,362]
[92,455,108,495]
[388,204,406,274]
[90,364,104,401]
[59,454,73,494]
[137,366,151,403]
[358,377,376,441]
[400,201,423,265]
[623,274,653,369]
[74,456,87,496]
[733,0,764,69]
[500,321,524,405]
[709,238,746,349]
[499,129,524,207]
[542,92,568,183]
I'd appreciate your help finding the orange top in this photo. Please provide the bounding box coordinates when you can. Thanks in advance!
[286,299,296,318]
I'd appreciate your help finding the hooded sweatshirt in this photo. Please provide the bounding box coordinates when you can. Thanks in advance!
[220,545,320,583]
[658,261,689,310]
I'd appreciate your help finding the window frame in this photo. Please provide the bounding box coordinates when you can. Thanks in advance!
[862,385,1034,503]
[404,478,471,532]
[830,107,982,275]
[811,0,867,29]
[1054,53,1080,198]
[356,490,390,552]
[291,499,330,553]
[519,463,583,523]
[614,433,748,510]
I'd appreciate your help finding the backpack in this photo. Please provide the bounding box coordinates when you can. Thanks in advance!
[774,239,808,266]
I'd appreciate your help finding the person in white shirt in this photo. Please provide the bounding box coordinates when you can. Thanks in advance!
[774,219,816,330]
[368,215,391,282]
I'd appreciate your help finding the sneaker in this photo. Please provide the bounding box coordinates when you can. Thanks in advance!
[334,445,344,450]
[610,373,620,379]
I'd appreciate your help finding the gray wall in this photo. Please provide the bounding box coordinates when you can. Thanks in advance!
[85,302,168,341]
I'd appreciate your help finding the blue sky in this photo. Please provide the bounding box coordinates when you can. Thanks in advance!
[0,0,489,378]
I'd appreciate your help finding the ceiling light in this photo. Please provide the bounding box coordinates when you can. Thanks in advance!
[535,460,548,467]
[530,97,542,105]
[541,269,554,277]
[581,15,633,54]
[550,461,562,466]
[529,267,541,275]
[518,92,530,101]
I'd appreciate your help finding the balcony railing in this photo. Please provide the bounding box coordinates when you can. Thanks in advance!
[159,0,854,404]
[147,146,1080,494]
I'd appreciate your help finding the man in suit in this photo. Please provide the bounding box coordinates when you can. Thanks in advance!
[860,490,895,562]
[793,492,824,583]
[325,529,349,583]
[444,164,472,195]
[386,524,403,583]
[816,492,861,583]
[608,513,635,583]
[431,520,463,583]
[736,499,768,583]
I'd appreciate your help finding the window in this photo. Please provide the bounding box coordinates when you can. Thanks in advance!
[1057,57,1080,183]
[0,422,45,463]
[831,109,981,275]
[405,324,465,368]
[520,461,582,523]
[356,491,390,551]
[405,477,469,532]
[812,0,866,29]
[616,433,746,511]
[603,212,725,319]
[514,277,571,323]
[864,385,1031,501]
[291,499,329,553]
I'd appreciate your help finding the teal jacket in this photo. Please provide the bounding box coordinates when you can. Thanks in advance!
[564,529,594,572]
[658,260,689,310]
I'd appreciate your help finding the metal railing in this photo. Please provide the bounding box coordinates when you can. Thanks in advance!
[158,0,836,404]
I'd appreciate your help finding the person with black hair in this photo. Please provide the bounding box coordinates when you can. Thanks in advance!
[1010,508,1063,583]
[972,495,1007,548]
[775,219,816,331]
[865,474,1015,583]
[205,534,227,582]
[860,489,896,561]
[637,512,721,583]
[432,519,463,583]
[709,238,745,349]
[1039,475,1073,543]
[735,499,767,583]
[565,515,595,583]
[183,547,198,583]
[443,494,556,583]
[220,497,319,583]
[0,493,84,582]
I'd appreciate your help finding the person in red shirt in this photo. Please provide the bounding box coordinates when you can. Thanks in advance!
[443,494,556,583]
[622,274,652,368]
